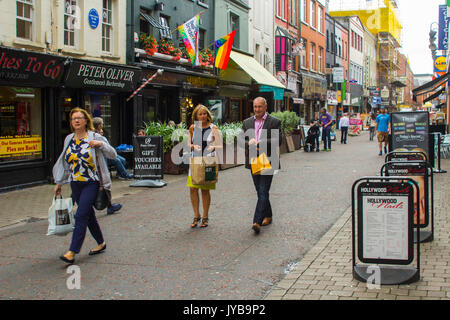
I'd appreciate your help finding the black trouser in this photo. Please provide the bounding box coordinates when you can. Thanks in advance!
[251,173,273,225]
[341,127,348,143]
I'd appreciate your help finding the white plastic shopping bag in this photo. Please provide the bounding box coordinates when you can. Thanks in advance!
[47,196,75,236]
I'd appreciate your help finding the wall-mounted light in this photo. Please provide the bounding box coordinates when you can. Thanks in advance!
[154,0,164,11]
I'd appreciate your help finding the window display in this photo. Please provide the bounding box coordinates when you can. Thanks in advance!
[0,87,42,163]
[84,93,112,140]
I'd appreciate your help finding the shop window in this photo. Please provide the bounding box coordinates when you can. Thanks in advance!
[16,0,33,40]
[0,87,43,163]
[102,0,113,53]
[205,99,223,124]
[229,99,241,122]
[84,93,112,141]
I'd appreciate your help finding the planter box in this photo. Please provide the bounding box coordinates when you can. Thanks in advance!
[163,149,186,175]
[218,143,242,170]
[286,135,295,152]
[280,135,288,154]
[291,133,301,150]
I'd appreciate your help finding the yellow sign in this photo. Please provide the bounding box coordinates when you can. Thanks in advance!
[0,136,42,158]
[434,56,447,72]
[337,90,342,103]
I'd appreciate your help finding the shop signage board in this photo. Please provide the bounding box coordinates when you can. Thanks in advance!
[133,136,163,180]
[434,56,447,73]
[65,60,141,92]
[357,181,414,264]
[0,135,42,159]
[332,67,344,83]
[0,46,66,87]
[438,5,449,50]
[391,112,430,161]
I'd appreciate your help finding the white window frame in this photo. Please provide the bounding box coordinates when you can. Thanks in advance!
[318,6,323,33]
[310,0,316,29]
[102,0,113,53]
[16,0,34,40]
[310,43,315,71]
[318,47,323,73]
[159,15,171,39]
[64,0,78,48]
[301,39,307,68]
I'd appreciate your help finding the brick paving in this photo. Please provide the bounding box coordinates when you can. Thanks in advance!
[264,159,450,300]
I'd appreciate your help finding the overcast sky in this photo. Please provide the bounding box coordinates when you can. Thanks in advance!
[397,0,445,75]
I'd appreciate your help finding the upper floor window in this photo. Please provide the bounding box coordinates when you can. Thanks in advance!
[16,0,33,40]
[199,29,206,50]
[64,0,78,47]
[301,0,307,23]
[230,13,240,49]
[310,0,316,28]
[289,0,297,26]
[102,0,113,53]
[277,0,285,19]
[159,15,171,39]
[317,6,323,33]
[301,39,307,68]
[310,43,315,70]
[140,7,153,35]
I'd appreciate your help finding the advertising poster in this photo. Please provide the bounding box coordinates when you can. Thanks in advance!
[133,136,163,180]
[391,112,429,161]
[358,182,414,265]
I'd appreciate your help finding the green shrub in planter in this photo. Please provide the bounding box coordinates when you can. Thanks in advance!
[217,122,242,144]
[144,122,188,153]
[270,111,299,135]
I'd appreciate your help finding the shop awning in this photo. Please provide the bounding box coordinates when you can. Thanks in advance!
[276,26,295,41]
[423,88,445,103]
[229,51,285,89]
[413,71,450,96]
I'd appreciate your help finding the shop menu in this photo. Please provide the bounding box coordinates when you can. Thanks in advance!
[133,136,163,180]
[391,112,429,159]
[358,183,413,264]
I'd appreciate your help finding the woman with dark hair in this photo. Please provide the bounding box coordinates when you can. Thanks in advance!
[53,108,117,264]
[187,105,222,228]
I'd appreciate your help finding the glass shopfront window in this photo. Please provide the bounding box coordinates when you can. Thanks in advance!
[84,92,112,141]
[0,86,43,163]
[229,99,241,123]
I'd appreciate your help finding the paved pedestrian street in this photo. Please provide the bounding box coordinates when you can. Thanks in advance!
[0,131,448,300]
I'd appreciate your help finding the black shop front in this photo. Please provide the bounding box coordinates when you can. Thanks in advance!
[0,46,68,191]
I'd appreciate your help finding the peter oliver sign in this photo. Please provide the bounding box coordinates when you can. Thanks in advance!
[65,60,141,91]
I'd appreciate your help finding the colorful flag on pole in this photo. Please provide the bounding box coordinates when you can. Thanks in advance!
[214,30,236,70]
[177,15,200,66]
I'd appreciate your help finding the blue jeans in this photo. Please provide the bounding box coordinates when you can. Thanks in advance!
[107,155,128,177]
[322,129,331,150]
[251,173,274,225]
[69,181,104,254]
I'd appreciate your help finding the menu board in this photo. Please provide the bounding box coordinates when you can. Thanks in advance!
[358,182,414,265]
[391,112,429,161]
[385,163,429,228]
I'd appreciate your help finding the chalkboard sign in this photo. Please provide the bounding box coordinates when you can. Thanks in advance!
[357,181,414,265]
[391,112,429,161]
[133,136,163,180]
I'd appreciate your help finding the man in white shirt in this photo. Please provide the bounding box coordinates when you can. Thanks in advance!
[339,113,350,144]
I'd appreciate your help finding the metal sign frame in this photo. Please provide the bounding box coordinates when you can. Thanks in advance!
[381,161,434,243]
[352,177,421,285]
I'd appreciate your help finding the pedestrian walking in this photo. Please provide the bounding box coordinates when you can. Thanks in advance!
[239,97,282,235]
[319,108,333,151]
[53,108,117,264]
[368,112,377,141]
[375,106,391,156]
[187,105,222,228]
[92,117,122,215]
[339,113,349,144]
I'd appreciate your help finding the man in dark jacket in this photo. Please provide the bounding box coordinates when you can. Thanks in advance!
[239,97,282,235]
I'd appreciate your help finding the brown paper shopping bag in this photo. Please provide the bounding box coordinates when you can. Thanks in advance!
[190,156,219,185]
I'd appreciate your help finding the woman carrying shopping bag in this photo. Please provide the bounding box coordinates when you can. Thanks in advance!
[53,108,117,264]
[187,105,222,228]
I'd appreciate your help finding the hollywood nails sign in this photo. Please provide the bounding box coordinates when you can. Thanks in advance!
[0,47,64,86]
[66,61,139,91]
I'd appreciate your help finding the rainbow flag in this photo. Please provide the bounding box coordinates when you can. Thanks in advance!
[214,30,235,70]
[177,15,200,66]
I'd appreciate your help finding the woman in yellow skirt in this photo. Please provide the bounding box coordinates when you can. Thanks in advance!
[187,105,222,228]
